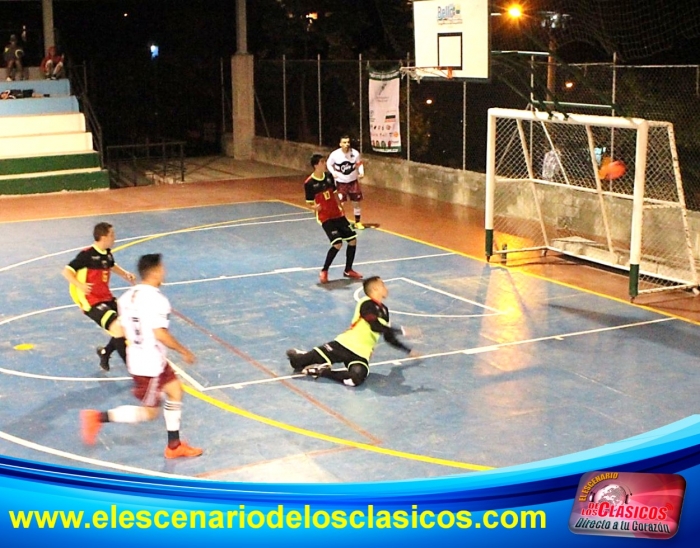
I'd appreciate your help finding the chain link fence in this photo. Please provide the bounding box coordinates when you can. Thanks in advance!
[254,57,700,210]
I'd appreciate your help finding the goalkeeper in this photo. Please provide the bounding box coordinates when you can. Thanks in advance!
[286,276,420,387]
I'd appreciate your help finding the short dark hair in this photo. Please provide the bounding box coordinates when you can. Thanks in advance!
[137,253,162,279]
[93,222,113,241]
[363,276,382,296]
[310,153,325,168]
[340,134,351,142]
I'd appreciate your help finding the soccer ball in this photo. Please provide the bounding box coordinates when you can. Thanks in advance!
[600,160,627,180]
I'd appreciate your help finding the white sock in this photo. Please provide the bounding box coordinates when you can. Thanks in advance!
[353,206,361,218]
[163,400,182,432]
[107,405,150,423]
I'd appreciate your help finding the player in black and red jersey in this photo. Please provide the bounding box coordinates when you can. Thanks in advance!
[62,222,136,371]
[305,153,363,284]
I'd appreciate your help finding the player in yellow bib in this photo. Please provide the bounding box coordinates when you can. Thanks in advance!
[286,276,420,386]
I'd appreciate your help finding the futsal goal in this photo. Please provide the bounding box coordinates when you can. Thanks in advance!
[484,108,699,299]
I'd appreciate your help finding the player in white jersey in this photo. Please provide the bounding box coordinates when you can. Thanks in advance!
[80,253,203,459]
[327,134,366,229]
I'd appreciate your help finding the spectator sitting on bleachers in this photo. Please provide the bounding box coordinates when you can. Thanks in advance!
[3,34,24,82]
[41,46,64,80]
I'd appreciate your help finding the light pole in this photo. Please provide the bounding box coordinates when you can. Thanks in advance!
[494,5,570,102]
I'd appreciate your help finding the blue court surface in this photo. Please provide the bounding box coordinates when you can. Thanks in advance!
[0,200,698,482]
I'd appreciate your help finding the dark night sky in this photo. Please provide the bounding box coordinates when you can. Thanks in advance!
[1,1,239,64]
[4,1,700,71]
[3,0,700,155]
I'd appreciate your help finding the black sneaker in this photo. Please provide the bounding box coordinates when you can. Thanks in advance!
[286,348,305,371]
[302,364,330,378]
[96,347,110,371]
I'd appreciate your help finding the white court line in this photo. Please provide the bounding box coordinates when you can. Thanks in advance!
[0,211,311,273]
[0,305,129,383]
[203,316,675,391]
[0,430,195,479]
[0,303,200,386]
[351,277,507,319]
[0,304,75,326]
[167,359,205,392]
[0,368,130,383]
[1,257,455,383]
[395,277,503,313]
[155,252,455,288]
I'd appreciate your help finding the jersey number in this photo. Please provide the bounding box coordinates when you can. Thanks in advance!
[130,317,143,345]
[323,190,331,200]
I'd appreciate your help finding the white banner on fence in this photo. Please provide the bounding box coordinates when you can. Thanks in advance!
[369,68,401,153]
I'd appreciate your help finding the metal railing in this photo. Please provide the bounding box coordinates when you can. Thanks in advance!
[255,55,700,209]
[105,141,186,188]
[67,60,104,167]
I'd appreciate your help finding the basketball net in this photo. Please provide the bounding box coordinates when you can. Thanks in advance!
[399,66,455,82]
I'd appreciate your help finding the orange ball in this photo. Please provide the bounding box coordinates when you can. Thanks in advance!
[602,160,627,180]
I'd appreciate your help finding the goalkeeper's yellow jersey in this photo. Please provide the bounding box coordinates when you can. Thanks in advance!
[334,297,399,360]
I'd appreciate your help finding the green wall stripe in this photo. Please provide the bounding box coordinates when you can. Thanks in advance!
[0,170,109,195]
[0,153,101,176]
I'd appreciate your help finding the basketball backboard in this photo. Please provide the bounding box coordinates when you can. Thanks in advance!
[411,0,490,81]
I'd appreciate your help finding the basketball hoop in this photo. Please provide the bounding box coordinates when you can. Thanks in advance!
[399,66,456,82]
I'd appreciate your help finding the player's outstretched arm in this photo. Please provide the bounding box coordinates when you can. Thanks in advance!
[154,328,195,365]
[112,263,136,284]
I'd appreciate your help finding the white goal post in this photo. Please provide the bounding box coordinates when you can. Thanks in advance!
[485,107,698,299]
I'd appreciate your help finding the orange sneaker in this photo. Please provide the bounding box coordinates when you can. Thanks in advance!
[80,409,102,445]
[164,441,204,459]
[319,270,329,284]
[343,269,363,279]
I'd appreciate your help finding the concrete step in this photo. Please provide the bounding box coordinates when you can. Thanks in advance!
[0,112,86,138]
[0,168,110,195]
[0,152,101,176]
[0,95,79,116]
[2,78,71,96]
[0,132,93,159]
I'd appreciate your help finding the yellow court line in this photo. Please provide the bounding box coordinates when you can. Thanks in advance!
[82,202,696,471]
[183,385,493,472]
[109,207,493,472]
[373,225,700,327]
[0,198,288,225]
[112,210,307,253]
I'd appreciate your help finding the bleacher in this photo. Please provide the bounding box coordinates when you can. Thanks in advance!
[0,67,109,195]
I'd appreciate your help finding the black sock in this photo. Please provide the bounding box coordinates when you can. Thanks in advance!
[104,338,115,357]
[345,245,357,271]
[355,215,361,223]
[113,337,127,363]
[167,430,180,449]
[323,246,340,271]
[99,411,110,423]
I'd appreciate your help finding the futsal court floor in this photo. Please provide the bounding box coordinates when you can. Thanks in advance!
[1,160,699,483]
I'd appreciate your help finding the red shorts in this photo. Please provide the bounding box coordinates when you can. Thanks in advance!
[132,363,178,407]
[336,181,363,203]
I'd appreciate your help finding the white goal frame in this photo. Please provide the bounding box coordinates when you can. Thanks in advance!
[485,108,698,299]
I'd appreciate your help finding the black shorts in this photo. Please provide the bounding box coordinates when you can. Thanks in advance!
[84,299,119,331]
[313,340,369,371]
[336,181,363,202]
[322,217,357,245]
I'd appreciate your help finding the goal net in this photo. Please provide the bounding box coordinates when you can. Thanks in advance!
[485,108,698,299]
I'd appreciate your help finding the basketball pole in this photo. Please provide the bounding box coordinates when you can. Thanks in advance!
[546,35,556,101]
[406,52,411,163]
